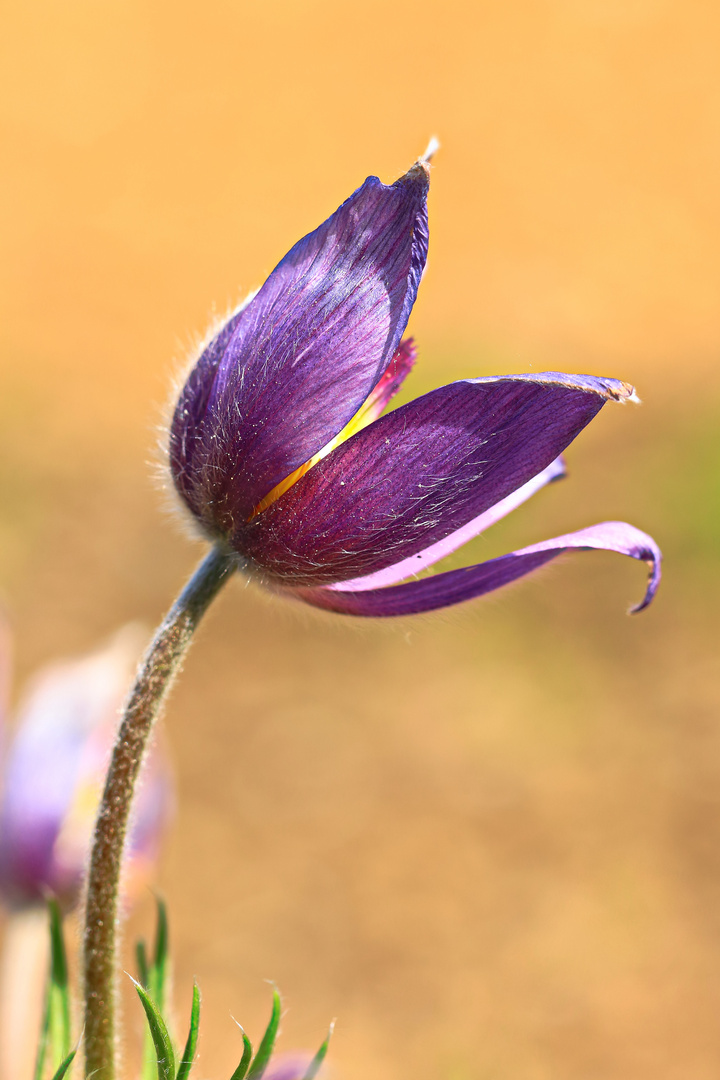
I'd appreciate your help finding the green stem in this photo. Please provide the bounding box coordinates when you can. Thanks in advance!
[82,545,237,1079]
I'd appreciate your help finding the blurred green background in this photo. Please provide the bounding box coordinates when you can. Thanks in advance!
[1,1,719,1077]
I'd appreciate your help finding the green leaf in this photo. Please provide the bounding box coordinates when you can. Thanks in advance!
[175,982,201,1080]
[34,1011,50,1080]
[151,897,169,1012]
[48,899,69,992]
[142,899,172,1080]
[246,989,281,1080]
[34,899,72,1080]
[301,1022,334,1080]
[48,899,72,1068]
[133,979,176,1080]
[49,1048,76,1080]
[136,939,150,989]
[228,1027,253,1080]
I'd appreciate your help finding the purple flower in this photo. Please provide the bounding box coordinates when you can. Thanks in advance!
[261,1054,321,1080]
[170,155,661,616]
[0,627,172,910]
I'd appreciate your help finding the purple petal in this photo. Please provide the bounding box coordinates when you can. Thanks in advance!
[262,1054,316,1080]
[0,629,172,909]
[361,336,417,421]
[331,456,566,590]
[287,521,662,617]
[169,302,250,520]
[170,163,430,530]
[240,372,636,585]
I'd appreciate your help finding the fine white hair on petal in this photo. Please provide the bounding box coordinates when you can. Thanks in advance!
[153,288,262,536]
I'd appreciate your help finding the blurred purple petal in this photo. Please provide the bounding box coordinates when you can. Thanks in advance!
[240,373,635,585]
[263,1053,319,1080]
[289,521,661,616]
[170,163,429,530]
[0,627,173,909]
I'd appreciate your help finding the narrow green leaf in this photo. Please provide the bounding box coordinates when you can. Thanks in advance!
[33,996,51,1080]
[48,899,72,1066]
[136,939,150,989]
[228,1028,253,1080]
[48,900,68,989]
[301,1022,334,1080]
[34,899,72,1080]
[246,989,281,1080]
[142,898,172,1080]
[49,1048,76,1080]
[133,980,176,1080]
[151,898,169,1012]
[175,982,201,1080]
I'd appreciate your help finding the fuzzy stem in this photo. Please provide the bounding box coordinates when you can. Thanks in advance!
[82,545,237,1080]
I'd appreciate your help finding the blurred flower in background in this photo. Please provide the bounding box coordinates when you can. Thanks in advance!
[0,623,172,910]
[0,623,173,1080]
[264,1054,321,1080]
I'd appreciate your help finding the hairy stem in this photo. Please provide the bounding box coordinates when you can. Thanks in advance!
[82,545,237,1080]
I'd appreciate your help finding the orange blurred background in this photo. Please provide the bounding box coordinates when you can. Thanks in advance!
[1,2,720,1078]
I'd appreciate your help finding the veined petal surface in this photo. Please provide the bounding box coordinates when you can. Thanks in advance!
[169,302,249,520]
[331,455,566,590]
[170,165,429,530]
[252,337,418,516]
[288,521,662,616]
[239,373,636,585]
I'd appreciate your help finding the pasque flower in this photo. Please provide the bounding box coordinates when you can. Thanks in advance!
[261,1054,322,1080]
[170,154,661,616]
[0,627,172,909]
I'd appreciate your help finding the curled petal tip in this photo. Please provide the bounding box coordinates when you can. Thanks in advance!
[291,521,662,618]
[628,550,662,615]
[420,136,440,163]
[550,455,567,482]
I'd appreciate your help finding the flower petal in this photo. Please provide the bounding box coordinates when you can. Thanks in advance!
[240,372,636,585]
[251,337,418,516]
[331,455,566,590]
[287,522,661,617]
[0,629,172,909]
[170,163,430,530]
[360,336,417,423]
[169,301,250,519]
